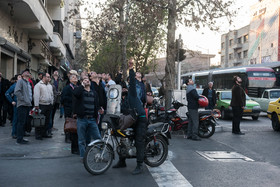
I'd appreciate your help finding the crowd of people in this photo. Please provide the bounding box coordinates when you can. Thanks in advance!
[0,61,151,174]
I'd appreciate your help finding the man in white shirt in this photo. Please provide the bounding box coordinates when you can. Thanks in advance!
[34,73,54,140]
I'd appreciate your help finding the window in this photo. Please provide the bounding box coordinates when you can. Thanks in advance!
[221,56,224,63]
[244,34,248,43]
[237,37,242,44]
[229,53,233,60]
[229,39,233,46]
[237,52,241,59]
[263,91,268,99]
[221,42,225,49]
[243,50,248,58]
[271,43,274,47]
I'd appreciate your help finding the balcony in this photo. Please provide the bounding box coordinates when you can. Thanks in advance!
[233,58,244,65]
[31,40,52,61]
[50,32,66,59]
[0,0,53,40]
[232,43,243,49]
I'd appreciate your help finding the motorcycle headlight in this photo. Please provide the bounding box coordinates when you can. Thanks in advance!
[101,122,108,130]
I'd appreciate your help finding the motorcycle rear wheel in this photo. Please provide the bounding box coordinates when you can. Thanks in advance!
[83,142,114,175]
[144,135,168,167]
[198,121,215,138]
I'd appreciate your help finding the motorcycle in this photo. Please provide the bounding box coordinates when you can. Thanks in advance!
[148,96,165,124]
[83,85,171,175]
[167,100,221,138]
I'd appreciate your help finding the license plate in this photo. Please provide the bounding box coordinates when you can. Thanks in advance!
[243,109,252,112]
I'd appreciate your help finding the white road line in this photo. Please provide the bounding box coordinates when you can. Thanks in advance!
[147,151,193,187]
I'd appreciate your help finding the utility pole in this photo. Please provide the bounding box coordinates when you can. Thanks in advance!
[177,34,182,90]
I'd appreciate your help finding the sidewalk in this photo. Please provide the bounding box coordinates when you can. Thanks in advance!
[0,113,75,159]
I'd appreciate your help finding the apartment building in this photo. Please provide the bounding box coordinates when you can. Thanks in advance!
[220,25,250,68]
[0,0,80,80]
[248,0,280,64]
[221,0,280,68]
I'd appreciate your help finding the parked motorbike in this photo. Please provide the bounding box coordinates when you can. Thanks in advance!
[83,114,171,175]
[149,99,221,138]
[167,100,221,138]
[83,86,171,175]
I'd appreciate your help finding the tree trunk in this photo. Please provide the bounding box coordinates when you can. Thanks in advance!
[119,2,128,80]
[165,0,177,108]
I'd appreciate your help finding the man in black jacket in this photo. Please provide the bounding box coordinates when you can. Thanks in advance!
[113,59,147,175]
[230,76,246,135]
[72,75,103,158]
[0,72,11,127]
[186,79,201,141]
[202,82,216,110]
[61,74,78,153]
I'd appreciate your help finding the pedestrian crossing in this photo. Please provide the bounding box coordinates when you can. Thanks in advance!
[147,151,193,187]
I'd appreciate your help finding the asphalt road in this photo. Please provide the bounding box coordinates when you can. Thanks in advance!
[1,115,280,187]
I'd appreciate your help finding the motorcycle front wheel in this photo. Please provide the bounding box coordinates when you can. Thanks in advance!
[198,120,215,138]
[83,142,114,175]
[144,135,168,167]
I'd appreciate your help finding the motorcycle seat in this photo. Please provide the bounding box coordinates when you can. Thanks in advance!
[198,110,212,117]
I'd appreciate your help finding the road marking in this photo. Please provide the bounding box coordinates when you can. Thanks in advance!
[147,151,193,187]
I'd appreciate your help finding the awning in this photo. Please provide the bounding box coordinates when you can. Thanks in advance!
[0,36,31,62]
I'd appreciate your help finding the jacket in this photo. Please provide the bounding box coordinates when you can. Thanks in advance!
[5,83,17,104]
[61,83,76,115]
[186,85,200,110]
[126,69,146,117]
[34,80,54,106]
[202,88,216,105]
[72,85,100,118]
[0,78,10,101]
[90,81,107,110]
[230,84,246,107]
[51,78,64,104]
[14,78,32,107]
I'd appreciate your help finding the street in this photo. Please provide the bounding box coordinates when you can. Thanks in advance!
[1,114,280,187]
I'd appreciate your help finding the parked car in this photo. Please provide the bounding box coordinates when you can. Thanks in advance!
[251,89,280,111]
[151,87,159,97]
[215,90,261,120]
[267,98,280,131]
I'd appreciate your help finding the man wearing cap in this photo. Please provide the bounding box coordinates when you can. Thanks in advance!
[34,73,54,140]
[14,69,33,144]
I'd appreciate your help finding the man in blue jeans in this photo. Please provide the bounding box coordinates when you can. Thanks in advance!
[72,75,103,158]
[14,69,33,144]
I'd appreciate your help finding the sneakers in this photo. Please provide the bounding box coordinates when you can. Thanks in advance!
[131,163,143,175]
[16,139,29,144]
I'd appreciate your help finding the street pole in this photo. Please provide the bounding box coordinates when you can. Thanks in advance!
[177,34,181,90]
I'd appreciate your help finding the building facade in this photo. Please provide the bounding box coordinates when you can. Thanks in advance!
[248,0,280,64]
[220,25,250,68]
[221,0,280,68]
[145,50,215,87]
[0,0,80,80]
